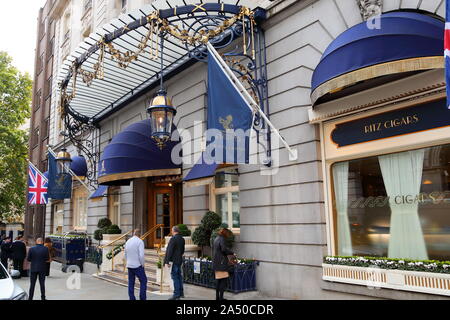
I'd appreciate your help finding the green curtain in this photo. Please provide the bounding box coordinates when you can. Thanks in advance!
[333,162,352,256]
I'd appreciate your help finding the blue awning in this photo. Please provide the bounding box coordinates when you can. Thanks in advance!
[89,185,108,200]
[98,119,181,186]
[183,153,219,187]
[311,11,444,104]
[70,155,88,177]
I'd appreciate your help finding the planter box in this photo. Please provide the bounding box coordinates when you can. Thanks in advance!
[182,258,258,293]
[322,263,450,297]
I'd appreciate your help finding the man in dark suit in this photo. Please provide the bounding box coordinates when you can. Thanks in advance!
[164,226,185,300]
[0,237,12,269]
[11,236,27,278]
[27,238,49,300]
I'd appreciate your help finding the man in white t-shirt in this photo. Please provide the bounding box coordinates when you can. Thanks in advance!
[124,229,147,300]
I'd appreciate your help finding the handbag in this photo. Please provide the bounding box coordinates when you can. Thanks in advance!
[227,254,237,274]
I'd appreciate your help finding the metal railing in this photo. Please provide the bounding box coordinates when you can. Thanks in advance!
[98,225,168,292]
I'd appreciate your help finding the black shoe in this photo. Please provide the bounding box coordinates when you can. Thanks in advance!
[168,296,180,300]
[180,294,185,298]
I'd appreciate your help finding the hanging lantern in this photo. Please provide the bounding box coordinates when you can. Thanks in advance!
[56,148,72,174]
[147,89,176,149]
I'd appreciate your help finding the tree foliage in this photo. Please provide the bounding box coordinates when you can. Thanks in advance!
[0,52,32,223]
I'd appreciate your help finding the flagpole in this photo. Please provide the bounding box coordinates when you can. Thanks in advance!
[47,147,91,193]
[28,161,47,181]
[206,42,298,161]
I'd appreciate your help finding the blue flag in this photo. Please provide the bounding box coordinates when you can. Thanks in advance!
[206,46,254,164]
[47,152,72,200]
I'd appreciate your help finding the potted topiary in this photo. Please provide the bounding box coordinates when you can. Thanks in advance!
[192,211,222,256]
[102,224,122,242]
[93,218,112,243]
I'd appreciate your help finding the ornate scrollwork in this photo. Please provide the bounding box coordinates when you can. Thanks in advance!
[63,112,99,187]
[60,3,271,170]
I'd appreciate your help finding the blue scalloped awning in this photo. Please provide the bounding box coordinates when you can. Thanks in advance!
[311,11,444,103]
[98,119,181,186]
[70,155,88,177]
[183,153,219,187]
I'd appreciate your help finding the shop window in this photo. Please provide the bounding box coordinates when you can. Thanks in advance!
[331,144,450,261]
[210,167,240,230]
[108,187,121,227]
[72,187,88,230]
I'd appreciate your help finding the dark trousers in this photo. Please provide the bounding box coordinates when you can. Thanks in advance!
[1,257,8,270]
[170,263,184,298]
[29,271,46,300]
[128,266,147,300]
[13,259,24,277]
[216,278,228,300]
[45,262,51,276]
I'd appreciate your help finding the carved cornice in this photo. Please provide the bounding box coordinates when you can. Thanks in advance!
[357,0,383,21]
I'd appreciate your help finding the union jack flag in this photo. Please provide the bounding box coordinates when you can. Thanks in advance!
[28,163,48,205]
[446,0,450,108]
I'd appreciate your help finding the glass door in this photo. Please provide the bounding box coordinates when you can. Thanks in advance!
[153,188,173,246]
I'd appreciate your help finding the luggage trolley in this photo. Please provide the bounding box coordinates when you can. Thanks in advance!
[50,231,88,273]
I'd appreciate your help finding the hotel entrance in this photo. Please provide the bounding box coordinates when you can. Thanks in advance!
[146,182,183,248]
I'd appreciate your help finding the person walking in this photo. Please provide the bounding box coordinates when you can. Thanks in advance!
[11,236,27,278]
[212,228,235,301]
[1,237,12,270]
[27,238,50,300]
[43,238,55,277]
[164,226,185,300]
[124,229,147,300]
[22,239,30,277]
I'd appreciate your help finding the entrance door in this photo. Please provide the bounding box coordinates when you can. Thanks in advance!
[150,187,174,247]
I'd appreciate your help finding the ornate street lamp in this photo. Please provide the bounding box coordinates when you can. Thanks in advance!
[147,89,176,150]
[146,34,176,150]
[56,148,72,174]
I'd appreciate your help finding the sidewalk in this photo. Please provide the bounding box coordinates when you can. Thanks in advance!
[15,262,274,300]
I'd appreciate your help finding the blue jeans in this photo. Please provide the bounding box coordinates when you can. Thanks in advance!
[128,266,147,300]
[171,263,184,297]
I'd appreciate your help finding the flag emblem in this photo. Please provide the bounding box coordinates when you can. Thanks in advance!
[28,164,48,205]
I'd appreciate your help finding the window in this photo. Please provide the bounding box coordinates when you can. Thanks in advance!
[331,144,450,261]
[48,37,54,61]
[42,117,49,139]
[35,90,42,111]
[32,128,40,148]
[46,76,52,98]
[211,167,240,230]
[73,187,88,230]
[108,187,121,227]
[39,53,44,73]
[53,202,64,234]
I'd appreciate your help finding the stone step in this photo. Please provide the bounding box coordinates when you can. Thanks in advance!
[114,263,157,272]
[94,273,165,292]
[106,270,157,283]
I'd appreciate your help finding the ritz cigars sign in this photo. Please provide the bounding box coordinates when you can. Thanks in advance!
[331,99,450,147]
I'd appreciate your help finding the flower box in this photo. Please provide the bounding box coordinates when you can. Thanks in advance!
[182,257,258,293]
[322,263,450,296]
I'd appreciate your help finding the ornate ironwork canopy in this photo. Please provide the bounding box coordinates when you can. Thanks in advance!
[58,0,266,123]
[57,0,270,186]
